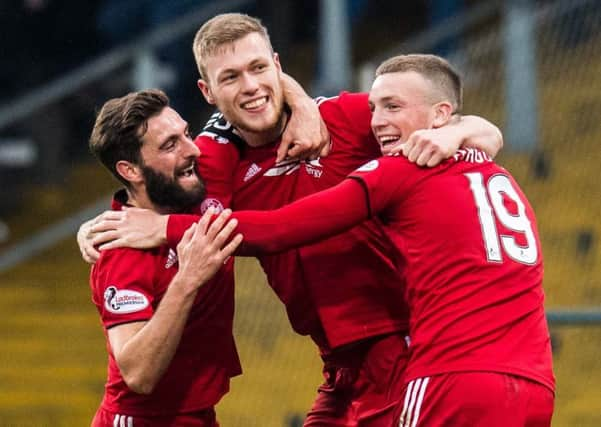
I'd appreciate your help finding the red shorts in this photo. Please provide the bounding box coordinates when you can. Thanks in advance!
[304,333,409,427]
[91,407,218,427]
[396,372,554,427]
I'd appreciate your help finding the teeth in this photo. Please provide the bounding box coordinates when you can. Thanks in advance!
[179,165,195,177]
[242,97,267,109]
[378,135,400,145]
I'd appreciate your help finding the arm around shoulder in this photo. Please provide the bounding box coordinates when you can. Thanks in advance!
[459,115,503,158]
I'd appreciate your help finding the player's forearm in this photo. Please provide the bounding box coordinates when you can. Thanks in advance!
[457,115,503,158]
[233,179,369,255]
[115,278,198,394]
[281,73,312,110]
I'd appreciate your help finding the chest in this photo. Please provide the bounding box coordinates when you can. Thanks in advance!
[232,140,376,210]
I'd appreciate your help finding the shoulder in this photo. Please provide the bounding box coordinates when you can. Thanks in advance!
[352,156,413,176]
[198,110,246,150]
[93,247,160,284]
[317,91,370,122]
[316,92,376,153]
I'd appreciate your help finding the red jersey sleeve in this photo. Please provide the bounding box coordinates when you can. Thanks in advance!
[90,248,157,329]
[233,179,369,255]
[348,157,413,215]
[317,92,380,155]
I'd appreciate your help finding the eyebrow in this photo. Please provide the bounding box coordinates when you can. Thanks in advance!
[158,123,189,149]
[378,96,400,103]
[217,57,268,79]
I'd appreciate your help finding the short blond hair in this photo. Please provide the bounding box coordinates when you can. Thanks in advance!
[376,54,463,113]
[193,13,272,80]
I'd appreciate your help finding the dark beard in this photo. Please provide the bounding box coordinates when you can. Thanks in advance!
[141,165,206,212]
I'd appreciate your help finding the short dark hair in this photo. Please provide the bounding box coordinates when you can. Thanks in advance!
[89,89,169,186]
[376,54,463,113]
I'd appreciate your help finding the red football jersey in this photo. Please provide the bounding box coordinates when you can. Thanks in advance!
[91,191,241,416]
[169,93,408,351]
[349,151,554,391]
[232,149,555,391]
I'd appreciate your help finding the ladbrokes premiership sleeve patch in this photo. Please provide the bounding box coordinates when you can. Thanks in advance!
[104,286,150,314]
[91,248,157,328]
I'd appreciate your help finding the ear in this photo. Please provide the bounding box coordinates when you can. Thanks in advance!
[197,79,215,105]
[273,52,282,73]
[116,160,143,185]
[431,101,454,128]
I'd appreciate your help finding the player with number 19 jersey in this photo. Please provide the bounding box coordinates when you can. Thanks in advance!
[232,148,555,393]
[349,151,554,390]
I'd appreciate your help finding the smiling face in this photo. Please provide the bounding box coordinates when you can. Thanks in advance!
[137,107,205,211]
[197,32,286,146]
[369,71,445,156]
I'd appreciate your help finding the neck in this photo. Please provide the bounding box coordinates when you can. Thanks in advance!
[237,111,288,148]
[126,186,175,215]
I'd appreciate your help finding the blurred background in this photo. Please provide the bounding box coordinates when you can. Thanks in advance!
[0,0,599,425]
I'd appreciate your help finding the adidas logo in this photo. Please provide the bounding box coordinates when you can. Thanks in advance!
[244,163,262,181]
[165,248,178,269]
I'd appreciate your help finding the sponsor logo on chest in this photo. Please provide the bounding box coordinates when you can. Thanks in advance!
[304,158,323,178]
[262,158,324,179]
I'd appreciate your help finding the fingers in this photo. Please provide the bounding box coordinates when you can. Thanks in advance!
[426,151,446,167]
[202,208,232,241]
[77,219,99,264]
[318,137,331,159]
[94,210,125,224]
[90,211,127,233]
[221,233,243,258]
[285,143,304,160]
[91,229,119,247]
[81,244,100,264]
[183,211,238,258]
[97,238,127,252]
[403,131,447,166]
[195,206,216,236]
[276,138,293,163]
[386,142,405,157]
[211,217,238,251]
[176,222,197,254]
[415,146,437,166]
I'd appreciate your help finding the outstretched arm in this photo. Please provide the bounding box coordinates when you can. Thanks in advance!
[232,178,369,255]
[85,179,369,255]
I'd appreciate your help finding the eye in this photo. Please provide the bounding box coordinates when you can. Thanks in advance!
[161,139,176,151]
[220,73,237,84]
[368,103,375,113]
[386,103,400,111]
[253,63,267,72]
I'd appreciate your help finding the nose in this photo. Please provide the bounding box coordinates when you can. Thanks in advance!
[182,137,201,158]
[370,107,387,129]
[240,71,260,93]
